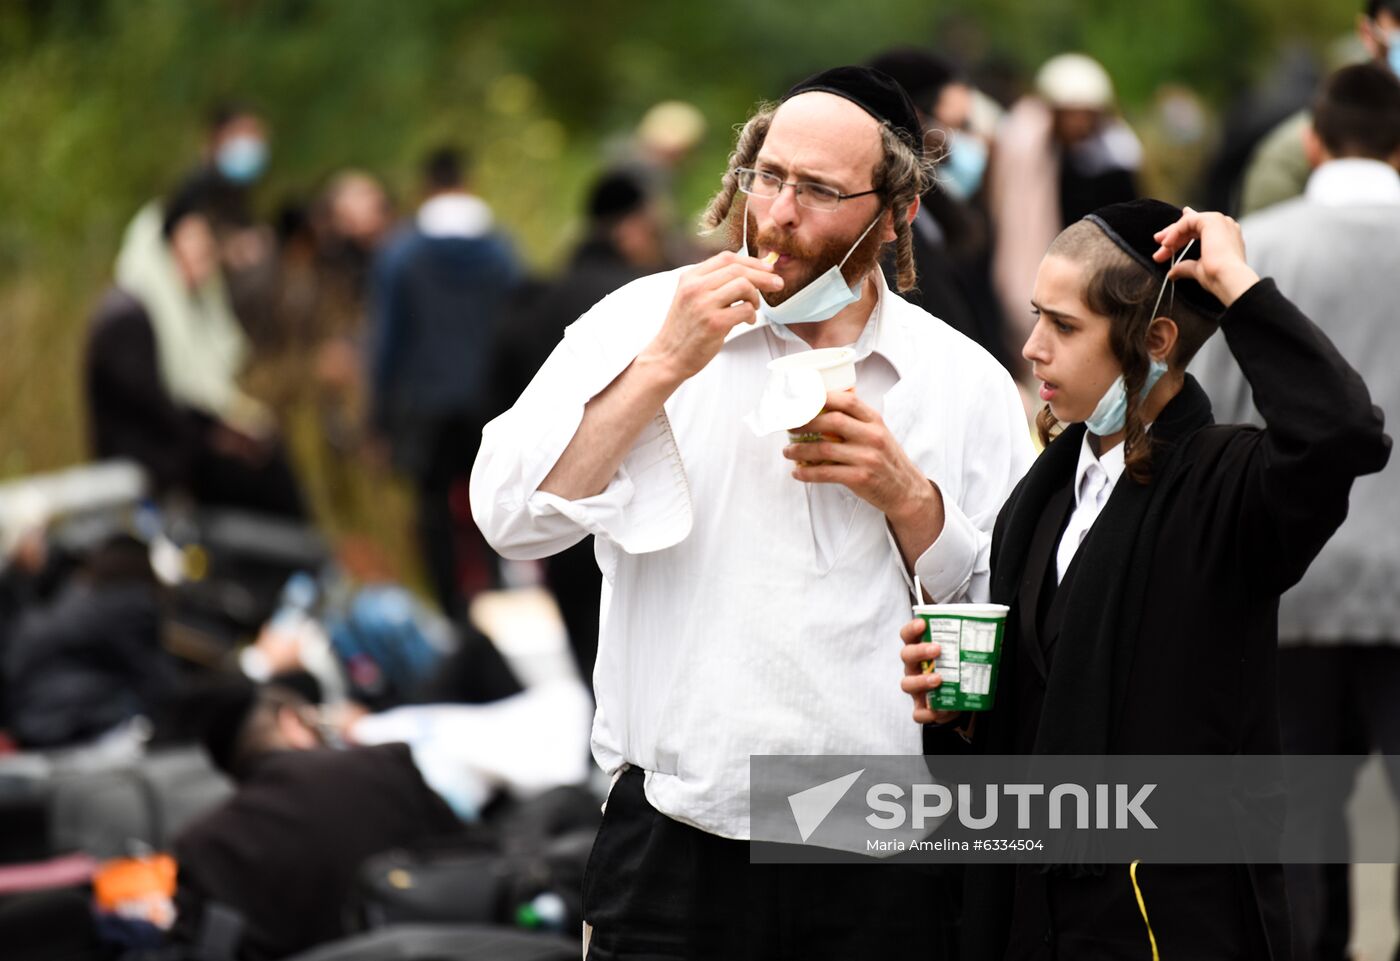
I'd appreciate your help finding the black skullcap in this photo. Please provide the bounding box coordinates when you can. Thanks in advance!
[784,65,923,149]
[1082,199,1226,320]
[586,169,647,222]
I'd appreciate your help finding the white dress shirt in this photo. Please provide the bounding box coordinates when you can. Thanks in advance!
[1055,433,1126,583]
[471,267,1033,839]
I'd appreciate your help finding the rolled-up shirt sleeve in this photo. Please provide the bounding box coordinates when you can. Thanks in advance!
[469,274,693,561]
[911,496,983,602]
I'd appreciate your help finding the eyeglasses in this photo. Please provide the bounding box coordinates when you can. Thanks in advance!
[734,167,880,212]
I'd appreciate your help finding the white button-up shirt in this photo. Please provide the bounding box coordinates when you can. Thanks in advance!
[1055,434,1127,583]
[471,267,1033,838]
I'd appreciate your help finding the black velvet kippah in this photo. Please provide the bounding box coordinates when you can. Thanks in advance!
[784,65,923,150]
[1083,198,1226,320]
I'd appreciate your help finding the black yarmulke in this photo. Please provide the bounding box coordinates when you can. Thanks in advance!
[586,170,646,222]
[1082,199,1226,320]
[784,65,923,150]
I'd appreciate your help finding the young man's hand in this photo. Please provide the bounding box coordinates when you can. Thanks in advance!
[1152,207,1260,308]
[899,617,963,726]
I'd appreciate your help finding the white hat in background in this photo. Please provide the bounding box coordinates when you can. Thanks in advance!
[637,100,707,155]
[1035,53,1115,110]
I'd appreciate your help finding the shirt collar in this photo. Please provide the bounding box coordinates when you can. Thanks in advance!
[724,267,907,379]
[1073,431,1127,508]
[417,193,494,238]
[1305,158,1400,207]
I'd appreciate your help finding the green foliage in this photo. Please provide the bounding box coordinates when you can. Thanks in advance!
[0,0,1364,477]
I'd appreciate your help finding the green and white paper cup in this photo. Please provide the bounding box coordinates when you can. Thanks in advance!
[913,603,1010,712]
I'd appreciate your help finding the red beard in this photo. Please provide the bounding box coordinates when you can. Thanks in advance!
[726,203,888,306]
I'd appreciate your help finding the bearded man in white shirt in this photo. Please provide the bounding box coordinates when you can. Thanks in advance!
[472,65,1032,959]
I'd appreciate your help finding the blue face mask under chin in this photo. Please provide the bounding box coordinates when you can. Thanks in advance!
[1083,357,1169,436]
[1083,238,1195,437]
[743,200,883,341]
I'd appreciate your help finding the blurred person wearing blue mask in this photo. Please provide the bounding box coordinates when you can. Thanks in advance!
[215,127,270,186]
[115,101,280,349]
[1363,0,1400,79]
[1241,0,1400,215]
[868,47,1013,371]
[920,76,988,201]
[165,102,280,342]
[187,103,274,258]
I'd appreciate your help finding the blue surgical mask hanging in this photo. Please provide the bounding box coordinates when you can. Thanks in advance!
[1083,239,1194,437]
[743,199,882,341]
[1083,358,1169,436]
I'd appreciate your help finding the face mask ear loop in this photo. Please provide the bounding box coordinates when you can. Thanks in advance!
[837,209,885,270]
[1150,238,1195,322]
[742,196,752,258]
[1146,238,1194,367]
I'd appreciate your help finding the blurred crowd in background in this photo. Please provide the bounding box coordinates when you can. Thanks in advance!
[1,1,1399,958]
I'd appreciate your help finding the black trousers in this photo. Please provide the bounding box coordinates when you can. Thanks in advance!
[547,536,600,689]
[412,414,499,620]
[582,767,959,961]
[1278,645,1400,961]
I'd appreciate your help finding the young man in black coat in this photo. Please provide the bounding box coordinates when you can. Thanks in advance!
[901,201,1390,959]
